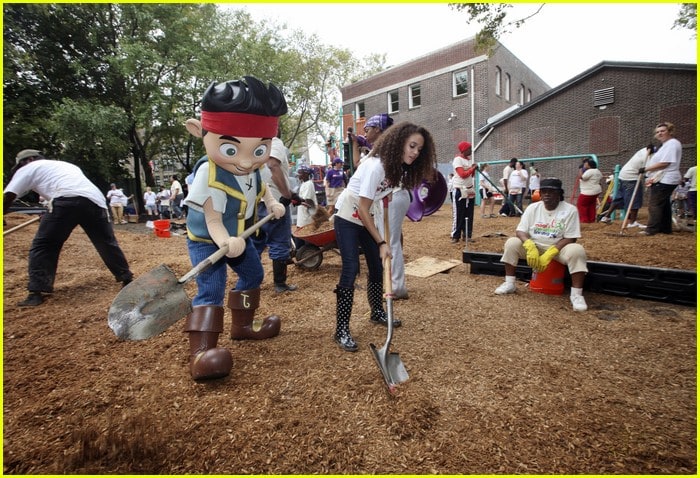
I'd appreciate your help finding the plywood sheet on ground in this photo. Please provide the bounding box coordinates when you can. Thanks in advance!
[405,256,461,277]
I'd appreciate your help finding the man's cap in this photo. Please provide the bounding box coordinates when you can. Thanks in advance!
[458,141,471,153]
[15,149,41,164]
[332,157,344,164]
[297,166,312,175]
[539,178,563,190]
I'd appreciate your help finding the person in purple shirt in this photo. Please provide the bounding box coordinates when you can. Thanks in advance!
[324,157,347,212]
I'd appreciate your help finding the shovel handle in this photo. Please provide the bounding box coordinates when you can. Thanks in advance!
[383,202,393,297]
[178,213,275,284]
[3,215,41,236]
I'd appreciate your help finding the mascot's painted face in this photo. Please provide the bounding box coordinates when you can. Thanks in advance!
[201,132,271,176]
[186,77,288,177]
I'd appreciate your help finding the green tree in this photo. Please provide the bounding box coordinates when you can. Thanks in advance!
[673,3,697,38]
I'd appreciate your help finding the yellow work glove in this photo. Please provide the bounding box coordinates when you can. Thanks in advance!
[537,246,560,272]
[522,239,541,270]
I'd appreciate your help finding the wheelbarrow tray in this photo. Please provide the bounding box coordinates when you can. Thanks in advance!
[293,225,336,247]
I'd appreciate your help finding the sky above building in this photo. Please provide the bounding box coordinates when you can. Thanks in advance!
[234,2,697,88]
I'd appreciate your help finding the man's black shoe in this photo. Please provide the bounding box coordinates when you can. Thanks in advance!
[18,292,44,307]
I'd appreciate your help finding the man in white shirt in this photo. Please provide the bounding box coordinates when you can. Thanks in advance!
[640,122,683,235]
[3,149,133,306]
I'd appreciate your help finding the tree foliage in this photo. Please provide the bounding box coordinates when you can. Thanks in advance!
[3,4,385,205]
[448,3,544,53]
[673,3,697,38]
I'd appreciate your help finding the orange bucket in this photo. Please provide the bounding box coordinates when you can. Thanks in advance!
[530,260,566,295]
[153,219,171,238]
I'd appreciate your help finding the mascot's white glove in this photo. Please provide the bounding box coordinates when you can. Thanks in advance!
[226,236,246,258]
[270,202,286,219]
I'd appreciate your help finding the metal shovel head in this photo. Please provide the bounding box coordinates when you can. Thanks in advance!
[369,343,409,390]
[108,264,191,341]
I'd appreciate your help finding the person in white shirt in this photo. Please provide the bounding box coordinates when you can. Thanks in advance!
[684,165,696,220]
[507,161,528,216]
[106,183,128,225]
[640,121,683,235]
[169,175,183,219]
[451,141,477,243]
[3,149,133,306]
[295,166,317,228]
[498,157,517,216]
[494,177,589,312]
[576,158,603,223]
[599,144,654,227]
[143,186,157,218]
[333,122,436,351]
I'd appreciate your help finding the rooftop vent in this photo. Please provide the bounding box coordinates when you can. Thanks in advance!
[593,87,615,107]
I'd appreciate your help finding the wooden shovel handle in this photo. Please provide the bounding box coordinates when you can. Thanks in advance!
[178,213,275,284]
[383,202,392,297]
[3,215,41,236]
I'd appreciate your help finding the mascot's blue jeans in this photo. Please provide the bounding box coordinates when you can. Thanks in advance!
[187,238,264,306]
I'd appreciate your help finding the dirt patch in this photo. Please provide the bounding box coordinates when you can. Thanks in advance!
[2,206,696,474]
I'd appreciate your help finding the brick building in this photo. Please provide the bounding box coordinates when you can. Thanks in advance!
[340,37,549,165]
[476,61,697,181]
[341,42,696,194]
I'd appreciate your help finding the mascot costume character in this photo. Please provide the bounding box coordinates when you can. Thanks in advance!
[183,76,288,380]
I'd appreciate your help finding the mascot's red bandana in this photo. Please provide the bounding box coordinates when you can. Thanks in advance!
[201,111,278,138]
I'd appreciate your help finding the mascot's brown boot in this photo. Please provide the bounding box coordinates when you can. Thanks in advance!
[184,305,233,380]
[228,288,281,340]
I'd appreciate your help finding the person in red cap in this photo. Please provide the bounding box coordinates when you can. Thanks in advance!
[451,141,477,243]
[182,76,288,381]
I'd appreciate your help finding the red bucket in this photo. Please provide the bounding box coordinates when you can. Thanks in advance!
[153,219,171,238]
[530,260,566,295]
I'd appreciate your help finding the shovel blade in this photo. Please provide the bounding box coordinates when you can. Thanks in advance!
[108,264,191,341]
[369,343,409,390]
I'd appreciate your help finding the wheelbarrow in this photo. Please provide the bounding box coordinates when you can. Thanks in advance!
[292,225,338,270]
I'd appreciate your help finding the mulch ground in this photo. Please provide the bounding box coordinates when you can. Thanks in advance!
[2,205,696,474]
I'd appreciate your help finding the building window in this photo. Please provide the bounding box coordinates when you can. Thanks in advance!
[453,70,469,97]
[527,89,532,103]
[518,84,525,104]
[355,102,365,119]
[504,73,511,102]
[388,89,399,113]
[409,84,421,108]
[495,67,502,96]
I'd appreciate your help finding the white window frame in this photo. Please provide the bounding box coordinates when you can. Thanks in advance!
[387,89,399,113]
[453,69,469,97]
[495,67,502,96]
[518,84,525,104]
[409,83,421,109]
[355,102,365,119]
[505,73,511,102]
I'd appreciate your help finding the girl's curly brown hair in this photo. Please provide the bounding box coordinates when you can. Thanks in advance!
[371,122,437,190]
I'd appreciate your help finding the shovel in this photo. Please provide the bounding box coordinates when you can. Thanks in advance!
[606,173,644,237]
[108,213,275,340]
[369,202,409,393]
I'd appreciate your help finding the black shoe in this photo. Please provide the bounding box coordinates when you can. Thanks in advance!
[369,313,402,328]
[334,333,358,352]
[18,292,44,307]
[450,238,459,244]
[274,283,298,293]
[121,276,133,287]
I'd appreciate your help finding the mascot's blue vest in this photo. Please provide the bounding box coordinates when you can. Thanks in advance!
[186,156,265,242]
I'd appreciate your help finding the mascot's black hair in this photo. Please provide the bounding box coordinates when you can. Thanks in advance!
[201,76,287,116]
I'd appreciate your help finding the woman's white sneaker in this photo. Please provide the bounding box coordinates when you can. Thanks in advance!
[570,295,588,312]
[494,282,516,295]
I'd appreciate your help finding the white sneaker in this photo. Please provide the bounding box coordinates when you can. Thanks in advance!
[599,216,611,223]
[494,282,516,295]
[626,221,646,229]
[570,295,588,312]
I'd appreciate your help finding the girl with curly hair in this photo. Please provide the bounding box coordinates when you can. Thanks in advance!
[332,122,436,352]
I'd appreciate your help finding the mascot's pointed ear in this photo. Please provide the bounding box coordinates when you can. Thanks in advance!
[186,119,203,138]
